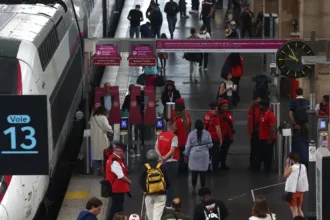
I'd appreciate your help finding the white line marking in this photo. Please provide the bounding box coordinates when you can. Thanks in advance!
[228,193,247,201]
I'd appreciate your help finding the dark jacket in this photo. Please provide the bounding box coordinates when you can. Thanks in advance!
[164,1,179,16]
[162,211,190,220]
[139,160,170,195]
[161,89,181,106]
[121,94,131,112]
[77,210,98,220]
[149,7,163,26]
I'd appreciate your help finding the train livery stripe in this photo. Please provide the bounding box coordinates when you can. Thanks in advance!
[70,28,88,55]
[17,60,22,95]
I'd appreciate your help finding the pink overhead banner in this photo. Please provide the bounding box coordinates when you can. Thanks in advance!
[156,39,287,53]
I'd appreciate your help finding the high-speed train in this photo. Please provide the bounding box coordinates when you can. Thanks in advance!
[0,0,114,219]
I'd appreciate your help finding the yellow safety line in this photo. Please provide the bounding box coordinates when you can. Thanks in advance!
[64,191,89,200]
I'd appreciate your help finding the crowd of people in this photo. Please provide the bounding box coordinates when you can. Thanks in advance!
[77,1,321,220]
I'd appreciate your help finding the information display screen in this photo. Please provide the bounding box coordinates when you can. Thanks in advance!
[156,119,163,130]
[0,95,49,175]
[120,118,128,131]
[318,118,328,131]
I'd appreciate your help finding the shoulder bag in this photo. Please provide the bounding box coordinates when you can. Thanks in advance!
[282,164,301,203]
[93,116,113,141]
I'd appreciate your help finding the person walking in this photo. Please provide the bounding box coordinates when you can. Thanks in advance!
[240,4,254,38]
[200,0,213,34]
[149,4,163,38]
[127,5,144,38]
[197,25,211,70]
[185,28,201,83]
[164,0,179,39]
[283,152,309,218]
[184,120,213,195]
[140,150,169,220]
[179,0,189,18]
[161,80,181,118]
[158,33,169,69]
[217,72,235,109]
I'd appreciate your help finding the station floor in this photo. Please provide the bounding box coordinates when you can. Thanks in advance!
[57,0,293,219]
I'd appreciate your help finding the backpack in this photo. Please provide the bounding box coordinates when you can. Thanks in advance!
[254,79,269,100]
[145,163,166,194]
[203,204,220,220]
[294,99,309,124]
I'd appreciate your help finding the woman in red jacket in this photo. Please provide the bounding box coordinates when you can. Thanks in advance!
[226,53,243,107]
[173,98,192,174]
[218,99,234,170]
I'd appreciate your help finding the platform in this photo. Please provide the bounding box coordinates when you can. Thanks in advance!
[58,0,293,219]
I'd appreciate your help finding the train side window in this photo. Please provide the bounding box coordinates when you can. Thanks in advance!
[37,27,59,71]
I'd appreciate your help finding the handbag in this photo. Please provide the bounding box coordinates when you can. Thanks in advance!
[155,75,166,87]
[136,73,146,85]
[282,164,301,203]
[100,179,112,198]
[93,116,113,141]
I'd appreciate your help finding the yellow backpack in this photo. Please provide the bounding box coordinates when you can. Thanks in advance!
[144,163,166,194]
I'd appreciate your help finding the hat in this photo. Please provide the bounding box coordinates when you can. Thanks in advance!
[129,214,140,220]
[225,28,232,37]
[230,21,236,26]
[259,100,270,106]
[175,98,185,110]
[167,80,175,85]
[218,99,228,105]
[114,143,127,152]
[209,101,218,109]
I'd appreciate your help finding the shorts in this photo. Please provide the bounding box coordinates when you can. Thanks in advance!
[286,192,304,207]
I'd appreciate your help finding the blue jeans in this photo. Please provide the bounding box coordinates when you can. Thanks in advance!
[292,135,309,167]
[93,160,102,169]
[167,16,177,36]
[130,26,140,38]
[163,161,178,206]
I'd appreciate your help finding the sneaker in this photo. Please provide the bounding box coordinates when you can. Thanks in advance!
[204,68,208,70]
[166,206,172,209]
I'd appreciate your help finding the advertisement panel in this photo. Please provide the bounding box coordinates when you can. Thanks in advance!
[156,39,287,53]
[128,44,157,66]
[93,44,121,66]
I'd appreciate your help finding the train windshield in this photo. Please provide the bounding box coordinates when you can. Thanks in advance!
[0,57,19,94]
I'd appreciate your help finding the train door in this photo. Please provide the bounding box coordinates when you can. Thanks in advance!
[20,176,36,219]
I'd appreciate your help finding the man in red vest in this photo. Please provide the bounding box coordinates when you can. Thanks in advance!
[204,101,222,172]
[106,143,132,220]
[155,120,179,209]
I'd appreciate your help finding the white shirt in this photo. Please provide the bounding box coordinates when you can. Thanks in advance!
[285,163,309,193]
[155,135,178,162]
[197,31,211,39]
[249,214,276,220]
[110,153,125,179]
[224,80,234,96]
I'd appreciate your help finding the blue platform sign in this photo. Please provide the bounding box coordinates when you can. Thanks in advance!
[0,95,49,175]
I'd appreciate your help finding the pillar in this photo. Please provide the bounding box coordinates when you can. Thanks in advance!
[278,0,299,37]
[263,0,278,14]
[251,0,263,15]
[298,0,330,102]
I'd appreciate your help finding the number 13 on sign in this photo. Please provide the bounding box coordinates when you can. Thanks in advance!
[3,126,37,152]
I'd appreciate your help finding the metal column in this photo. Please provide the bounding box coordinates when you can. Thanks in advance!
[307,31,318,219]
